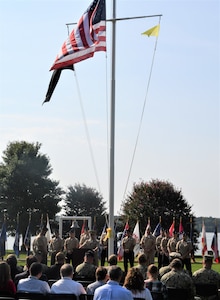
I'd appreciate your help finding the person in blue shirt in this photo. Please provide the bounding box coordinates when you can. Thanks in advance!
[17,262,50,295]
[94,266,133,300]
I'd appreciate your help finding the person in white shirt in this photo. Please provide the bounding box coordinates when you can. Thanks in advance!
[17,262,50,295]
[51,263,86,296]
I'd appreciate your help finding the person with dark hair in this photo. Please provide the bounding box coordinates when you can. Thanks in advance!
[14,255,48,287]
[0,261,16,295]
[124,267,152,300]
[46,251,65,280]
[6,254,22,281]
[51,263,86,296]
[17,262,50,294]
[122,229,136,274]
[94,266,133,300]
[75,250,97,281]
[86,266,108,295]
[107,254,118,266]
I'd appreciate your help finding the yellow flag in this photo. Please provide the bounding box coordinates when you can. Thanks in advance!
[142,24,160,37]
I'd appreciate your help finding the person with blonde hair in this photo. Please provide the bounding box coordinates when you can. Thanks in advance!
[0,261,16,295]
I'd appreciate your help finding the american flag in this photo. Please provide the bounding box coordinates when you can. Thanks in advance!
[50,0,106,71]
[201,220,207,256]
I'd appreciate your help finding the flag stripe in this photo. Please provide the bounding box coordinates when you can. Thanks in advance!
[50,1,106,71]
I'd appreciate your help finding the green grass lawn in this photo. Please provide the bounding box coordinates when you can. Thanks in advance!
[5,250,220,274]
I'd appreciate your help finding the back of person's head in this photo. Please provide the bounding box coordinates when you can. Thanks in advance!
[29,262,43,277]
[108,266,122,282]
[0,261,11,286]
[124,267,144,291]
[170,258,182,270]
[26,255,38,269]
[204,255,213,268]
[108,254,118,266]
[60,264,73,278]
[147,264,158,279]
[96,266,107,281]
[6,254,17,268]
[138,253,147,265]
[55,252,65,264]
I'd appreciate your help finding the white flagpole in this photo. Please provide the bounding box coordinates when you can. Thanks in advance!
[108,0,116,255]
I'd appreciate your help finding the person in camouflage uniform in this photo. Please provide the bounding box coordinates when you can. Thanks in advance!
[192,255,220,300]
[75,250,97,281]
[161,258,194,299]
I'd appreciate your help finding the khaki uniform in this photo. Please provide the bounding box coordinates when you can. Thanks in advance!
[32,234,48,264]
[50,236,64,265]
[156,234,164,269]
[161,236,170,267]
[122,235,136,273]
[64,236,79,265]
[140,234,156,266]
[176,238,193,275]
[80,238,99,266]
[167,237,178,253]
[79,232,90,247]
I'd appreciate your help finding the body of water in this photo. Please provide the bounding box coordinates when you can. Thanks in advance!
[4,232,219,256]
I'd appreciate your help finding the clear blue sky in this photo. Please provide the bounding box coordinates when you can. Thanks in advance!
[0,0,219,218]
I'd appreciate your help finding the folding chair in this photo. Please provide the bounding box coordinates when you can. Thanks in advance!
[49,294,77,300]
[166,287,190,300]
[195,283,218,298]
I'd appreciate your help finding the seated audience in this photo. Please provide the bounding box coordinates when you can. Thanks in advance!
[14,255,47,287]
[192,254,220,297]
[106,254,125,284]
[6,254,22,281]
[145,264,167,297]
[136,253,148,280]
[47,252,65,280]
[17,262,50,294]
[51,263,86,296]
[124,267,153,300]
[160,258,194,299]
[0,261,16,295]
[75,250,97,281]
[158,251,181,279]
[94,266,133,300]
[86,266,108,295]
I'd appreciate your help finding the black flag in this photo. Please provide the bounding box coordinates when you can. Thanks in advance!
[43,65,74,104]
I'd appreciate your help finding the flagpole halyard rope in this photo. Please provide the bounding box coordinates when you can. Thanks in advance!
[122,16,162,204]
[73,69,102,194]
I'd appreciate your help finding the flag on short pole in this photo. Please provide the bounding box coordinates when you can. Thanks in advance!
[117,221,129,260]
[43,0,106,104]
[153,222,161,237]
[169,218,175,237]
[178,217,184,240]
[142,24,160,37]
[24,222,31,255]
[0,222,7,257]
[45,214,52,243]
[211,221,220,263]
[132,221,140,257]
[13,221,20,257]
[201,220,207,256]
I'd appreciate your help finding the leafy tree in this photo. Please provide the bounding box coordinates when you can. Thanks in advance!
[0,141,63,240]
[64,183,106,235]
[122,179,197,239]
